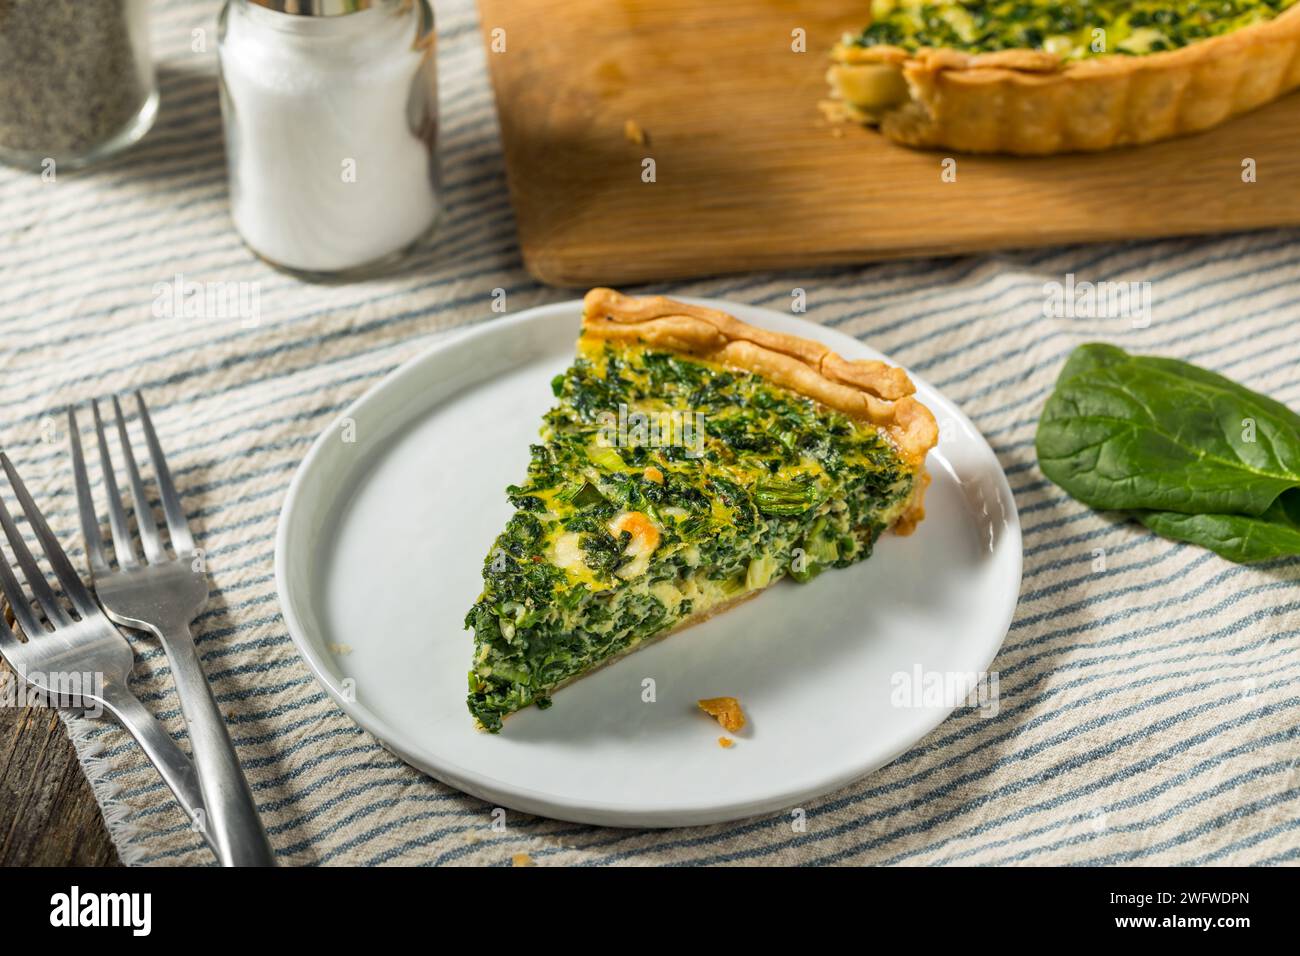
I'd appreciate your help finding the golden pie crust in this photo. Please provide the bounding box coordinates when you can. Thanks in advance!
[827,5,1300,154]
[580,287,938,533]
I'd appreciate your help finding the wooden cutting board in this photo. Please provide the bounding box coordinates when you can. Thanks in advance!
[477,0,1300,287]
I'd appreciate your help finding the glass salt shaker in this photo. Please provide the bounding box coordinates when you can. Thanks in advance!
[216,0,441,278]
[0,0,158,171]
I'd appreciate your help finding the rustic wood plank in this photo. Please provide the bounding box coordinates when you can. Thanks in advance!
[0,660,120,867]
[477,0,1300,287]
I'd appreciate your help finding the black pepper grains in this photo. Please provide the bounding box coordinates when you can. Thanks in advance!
[0,0,156,168]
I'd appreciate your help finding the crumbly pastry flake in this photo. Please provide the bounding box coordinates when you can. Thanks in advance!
[698,696,747,733]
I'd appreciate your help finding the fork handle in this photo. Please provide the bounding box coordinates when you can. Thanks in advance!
[100,683,223,862]
[153,623,278,867]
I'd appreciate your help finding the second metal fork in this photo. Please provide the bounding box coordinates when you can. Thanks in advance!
[69,393,275,867]
[0,453,219,862]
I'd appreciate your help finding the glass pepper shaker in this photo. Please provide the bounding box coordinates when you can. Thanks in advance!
[0,0,158,171]
[216,0,441,278]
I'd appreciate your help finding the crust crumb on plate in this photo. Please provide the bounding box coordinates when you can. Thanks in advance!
[623,119,647,145]
[718,736,735,749]
[699,696,747,733]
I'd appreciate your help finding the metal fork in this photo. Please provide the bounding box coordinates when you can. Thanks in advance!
[69,393,276,867]
[0,452,220,862]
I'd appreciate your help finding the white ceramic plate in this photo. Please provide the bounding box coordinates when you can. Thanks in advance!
[275,299,1021,827]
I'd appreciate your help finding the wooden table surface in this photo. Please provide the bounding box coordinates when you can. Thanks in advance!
[0,660,119,866]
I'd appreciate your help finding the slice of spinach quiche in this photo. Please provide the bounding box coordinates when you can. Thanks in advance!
[826,0,1300,154]
[464,289,938,732]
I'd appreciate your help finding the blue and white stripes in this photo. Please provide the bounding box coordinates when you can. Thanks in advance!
[1,0,1297,865]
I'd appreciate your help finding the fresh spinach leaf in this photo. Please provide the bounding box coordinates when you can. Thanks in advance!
[1036,343,1300,563]
[1137,491,1300,564]
[1037,343,1300,516]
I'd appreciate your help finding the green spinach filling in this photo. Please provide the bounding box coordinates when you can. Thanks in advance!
[849,0,1297,59]
[464,340,915,731]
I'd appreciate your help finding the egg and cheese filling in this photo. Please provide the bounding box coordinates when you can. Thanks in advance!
[464,338,918,731]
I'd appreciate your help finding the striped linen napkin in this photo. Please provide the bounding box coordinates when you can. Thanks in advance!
[1,0,1297,865]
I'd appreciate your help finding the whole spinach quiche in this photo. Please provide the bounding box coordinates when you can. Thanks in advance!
[826,0,1300,154]
[464,289,938,731]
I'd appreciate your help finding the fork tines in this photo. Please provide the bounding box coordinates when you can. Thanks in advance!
[69,392,196,573]
[0,452,101,636]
